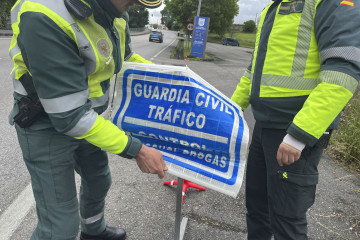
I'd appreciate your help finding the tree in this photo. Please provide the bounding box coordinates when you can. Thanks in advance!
[242,20,256,33]
[164,0,239,37]
[0,0,17,29]
[161,8,173,30]
[128,6,149,28]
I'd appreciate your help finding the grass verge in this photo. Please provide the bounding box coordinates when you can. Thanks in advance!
[207,32,256,49]
[184,43,215,61]
[326,93,360,174]
[170,40,214,61]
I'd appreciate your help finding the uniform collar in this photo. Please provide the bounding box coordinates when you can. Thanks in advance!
[96,0,122,19]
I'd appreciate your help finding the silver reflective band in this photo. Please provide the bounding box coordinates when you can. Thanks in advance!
[65,109,98,137]
[291,0,317,77]
[28,0,75,24]
[319,70,358,94]
[80,211,104,225]
[13,79,27,95]
[72,24,97,75]
[11,0,24,24]
[9,44,20,60]
[260,74,318,90]
[320,47,360,64]
[243,69,251,79]
[90,89,110,108]
[124,52,134,61]
[40,89,89,114]
[11,66,24,81]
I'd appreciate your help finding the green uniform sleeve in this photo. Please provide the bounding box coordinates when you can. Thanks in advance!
[231,69,251,111]
[287,0,360,146]
[76,115,129,154]
[18,12,133,155]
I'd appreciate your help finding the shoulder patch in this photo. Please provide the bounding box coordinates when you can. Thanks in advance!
[97,39,111,58]
[278,0,305,14]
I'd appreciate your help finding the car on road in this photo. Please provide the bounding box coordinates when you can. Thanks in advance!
[221,37,240,46]
[149,31,163,43]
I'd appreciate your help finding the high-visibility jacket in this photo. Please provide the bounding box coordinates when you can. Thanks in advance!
[9,0,151,155]
[231,0,360,146]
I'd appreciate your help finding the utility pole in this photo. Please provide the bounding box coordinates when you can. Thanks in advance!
[197,0,202,16]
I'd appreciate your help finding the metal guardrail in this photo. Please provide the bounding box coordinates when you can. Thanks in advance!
[129,27,145,32]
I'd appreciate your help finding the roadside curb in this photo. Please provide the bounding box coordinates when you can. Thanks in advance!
[0,30,12,36]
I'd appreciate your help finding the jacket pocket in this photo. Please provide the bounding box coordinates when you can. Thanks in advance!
[270,170,318,218]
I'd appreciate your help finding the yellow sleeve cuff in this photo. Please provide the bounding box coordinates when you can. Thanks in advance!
[127,53,153,64]
[77,115,129,154]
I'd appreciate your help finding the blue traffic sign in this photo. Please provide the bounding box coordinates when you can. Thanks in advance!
[112,63,248,197]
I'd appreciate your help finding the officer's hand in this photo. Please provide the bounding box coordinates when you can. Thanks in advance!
[276,143,301,167]
[135,145,168,179]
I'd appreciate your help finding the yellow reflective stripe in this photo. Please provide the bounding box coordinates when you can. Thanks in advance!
[74,13,114,98]
[259,85,312,98]
[263,6,301,76]
[231,73,251,110]
[76,115,128,154]
[260,0,321,82]
[10,52,27,79]
[293,82,353,139]
[320,71,358,93]
[127,53,153,64]
[80,0,91,8]
[20,2,76,41]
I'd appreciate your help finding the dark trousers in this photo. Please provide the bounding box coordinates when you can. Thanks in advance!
[246,123,323,240]
[15,124,112,240]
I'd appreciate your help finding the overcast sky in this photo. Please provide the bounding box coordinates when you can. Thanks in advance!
[148,0,272,25]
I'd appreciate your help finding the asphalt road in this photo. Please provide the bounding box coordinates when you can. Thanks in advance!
[0,31,359,240]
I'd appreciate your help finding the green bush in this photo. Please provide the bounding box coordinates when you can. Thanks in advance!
[0,11,10,29]
[242,20,256,33]
[327,93,360,173]
[0,0,16,29]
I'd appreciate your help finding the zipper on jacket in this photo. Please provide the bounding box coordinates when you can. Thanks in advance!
[108,21,121,73]
[250,0,282,104]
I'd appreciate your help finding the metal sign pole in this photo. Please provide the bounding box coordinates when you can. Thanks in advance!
[197,0,202,16]
[174,178,188,240]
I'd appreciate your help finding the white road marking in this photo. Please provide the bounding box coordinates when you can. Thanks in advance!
[0,174,81,239]
[150,38,177,61]
[0,183,35,240]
